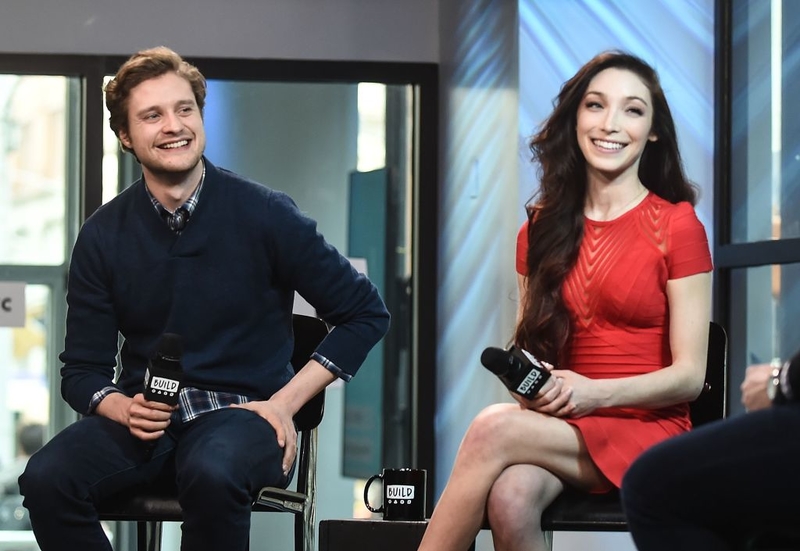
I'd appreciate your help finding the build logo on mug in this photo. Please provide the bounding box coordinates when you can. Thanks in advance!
[363,468,427,521]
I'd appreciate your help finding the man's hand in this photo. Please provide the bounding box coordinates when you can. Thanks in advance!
[741,363,773,412]
[230,400,297,476]
[127,393,175,440]
[95,392,175,440]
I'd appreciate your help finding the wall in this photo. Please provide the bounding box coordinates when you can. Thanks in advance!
[0,0,438,62]
[519,0,716,236]
[203,80,358,249]
[437,0,520,548]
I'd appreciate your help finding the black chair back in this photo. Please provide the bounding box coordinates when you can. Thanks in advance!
[690,321,728,426]
[290,314,329,430]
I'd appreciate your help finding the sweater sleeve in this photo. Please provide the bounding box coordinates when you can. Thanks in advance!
[781,351,800,403]
[59,217,124,414]
[267,192,390,379]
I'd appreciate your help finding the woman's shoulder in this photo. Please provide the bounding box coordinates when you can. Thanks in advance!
[646,194,702,227]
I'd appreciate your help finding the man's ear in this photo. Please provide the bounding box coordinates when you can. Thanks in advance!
[118,129,132,150]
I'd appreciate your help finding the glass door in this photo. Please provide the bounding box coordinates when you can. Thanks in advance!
[0,73,81,544]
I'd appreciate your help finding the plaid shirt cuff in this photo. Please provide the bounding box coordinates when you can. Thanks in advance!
[88,386,123,415]
[311,352,352,382]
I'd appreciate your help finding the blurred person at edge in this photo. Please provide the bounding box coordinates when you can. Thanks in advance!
[623,353,800,550]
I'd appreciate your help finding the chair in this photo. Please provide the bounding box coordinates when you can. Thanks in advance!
[96,313,329,551]
[515,321,727,543]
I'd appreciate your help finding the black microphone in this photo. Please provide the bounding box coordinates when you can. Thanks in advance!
[142,333,183,459]
[143,333,184,405]
[480,346,551,399]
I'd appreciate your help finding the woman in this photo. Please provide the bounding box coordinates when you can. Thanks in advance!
[417,51,712,551]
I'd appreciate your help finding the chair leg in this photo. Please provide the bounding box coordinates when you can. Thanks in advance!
[137,520,163,551]
[544,529,553,551]
[296,500,315,551]
[137,521,147,551]
[294,428,318,551]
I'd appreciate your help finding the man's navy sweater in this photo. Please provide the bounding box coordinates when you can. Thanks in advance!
[60,160,390,414]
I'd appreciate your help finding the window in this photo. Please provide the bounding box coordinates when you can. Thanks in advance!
[0,70,81,545]
[717,0,800,414]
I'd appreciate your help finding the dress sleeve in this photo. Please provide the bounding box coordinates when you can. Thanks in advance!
[516,220,529,276]
[668,202,713,279]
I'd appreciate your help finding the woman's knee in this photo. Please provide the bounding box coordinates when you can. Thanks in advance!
[486,465,558,534]
[460,404,520,455]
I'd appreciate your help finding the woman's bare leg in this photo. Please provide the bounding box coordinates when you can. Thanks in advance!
[417,403,608,551]
[487,464,563,551]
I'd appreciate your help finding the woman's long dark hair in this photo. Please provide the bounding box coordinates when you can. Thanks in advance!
[514,50,697,365]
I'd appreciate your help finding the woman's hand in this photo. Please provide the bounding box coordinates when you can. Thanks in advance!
[513,373,574,416]
[548,369,607,418]
[520,369,603,418]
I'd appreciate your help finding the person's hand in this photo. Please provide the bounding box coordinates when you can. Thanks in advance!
[231,400,297,476]
[520,369,600,418]
[514,374,573,416]
[741,363,773,412]
[127,393,176,440]
[95,392,175,440]
[547,369,606,418]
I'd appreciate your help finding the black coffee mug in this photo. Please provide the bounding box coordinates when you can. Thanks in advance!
[363,468,427,521]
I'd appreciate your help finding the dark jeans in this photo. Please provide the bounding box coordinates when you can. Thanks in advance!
[19,407,289,551]
[621,403,800,551]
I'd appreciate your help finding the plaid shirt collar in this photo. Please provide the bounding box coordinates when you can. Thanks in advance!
[145,160,205,231]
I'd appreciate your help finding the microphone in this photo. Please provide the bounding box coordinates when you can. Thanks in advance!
[141,333,183,459]
[480,346,551,399]
[143,333,184,405]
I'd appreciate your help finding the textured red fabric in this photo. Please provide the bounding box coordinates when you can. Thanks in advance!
[515,192,712,487]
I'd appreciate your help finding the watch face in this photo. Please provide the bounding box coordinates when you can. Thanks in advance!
[767,379,778,400]
[767,367,781,401]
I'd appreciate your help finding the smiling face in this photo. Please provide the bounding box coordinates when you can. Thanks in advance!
[576,67,657,184]
[118,71,206,184]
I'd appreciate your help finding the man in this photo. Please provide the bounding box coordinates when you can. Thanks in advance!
[19,46,390,551]
[621,349,800,550]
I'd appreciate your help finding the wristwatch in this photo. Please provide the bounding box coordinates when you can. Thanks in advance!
[767,364,782,402]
